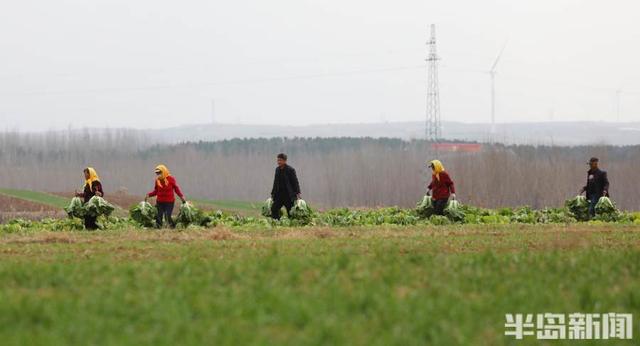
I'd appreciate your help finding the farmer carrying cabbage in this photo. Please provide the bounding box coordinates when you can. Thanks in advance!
[145,164,187,228]
[427,160,456,216]
[579,157,609,217]
[74,167,103,230]
[270,153,301,220]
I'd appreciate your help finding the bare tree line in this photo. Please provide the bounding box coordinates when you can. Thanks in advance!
[1,131,639,210]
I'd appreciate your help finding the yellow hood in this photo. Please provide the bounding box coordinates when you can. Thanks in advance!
[84,167,100,191]
[429,160,445,181]
[155,164,171,187]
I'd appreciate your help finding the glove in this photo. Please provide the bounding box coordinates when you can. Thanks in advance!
[451,193,456,200]
[181,197,187,204]
[426,189,431,196]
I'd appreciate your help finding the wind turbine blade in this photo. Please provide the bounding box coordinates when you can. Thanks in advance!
[490,40,509,72]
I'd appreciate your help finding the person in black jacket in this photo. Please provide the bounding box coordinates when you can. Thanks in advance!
[579,157,610,217]
[270,153,301,220]
[74,167,104,230]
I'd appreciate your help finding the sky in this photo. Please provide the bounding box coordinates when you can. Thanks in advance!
[1,0,639,130]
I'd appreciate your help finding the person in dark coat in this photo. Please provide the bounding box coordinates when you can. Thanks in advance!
[580,157,609,217]
[270,153,301,220]
[75,167,103,230]
[427,160,456,215]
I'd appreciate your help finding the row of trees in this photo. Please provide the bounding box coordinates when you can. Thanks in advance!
[1,131,639,210]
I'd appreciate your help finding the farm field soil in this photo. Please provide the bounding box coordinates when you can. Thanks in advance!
[0,194,59,212]
[0,194,64,223]
[1,225,639,345]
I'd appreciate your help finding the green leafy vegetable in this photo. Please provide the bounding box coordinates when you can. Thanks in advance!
[83,196,115,218]
[429,215,451,225]
[416,195,434,218]
[444,200,464,222]
[262,198,276,218]
[129,201,157,227]
[594,197,619,222]
[64,197,86,218]
[176,202,203,226]
[289,199,313,224]
[565,195,589,221]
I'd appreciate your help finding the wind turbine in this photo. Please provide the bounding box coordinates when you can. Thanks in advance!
[489,41,508,138]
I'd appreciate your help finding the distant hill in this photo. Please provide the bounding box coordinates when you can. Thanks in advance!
[150,121,640,146]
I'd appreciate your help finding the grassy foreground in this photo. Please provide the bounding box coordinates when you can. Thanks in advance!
[1,225,640,345]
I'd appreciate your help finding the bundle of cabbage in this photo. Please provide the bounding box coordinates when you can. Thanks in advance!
[289,199,312,223]
[595,196,619,222]
[415,195,434,218]
[129,201,157,227]
[64,197,86,218]
[444,199,465,222]
[83,196,115,218]
[176,202,203,226]
[564,195,590,221]
[262,198,276,218]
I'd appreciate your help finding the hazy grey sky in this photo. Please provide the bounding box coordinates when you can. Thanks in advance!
[1,0,639,130]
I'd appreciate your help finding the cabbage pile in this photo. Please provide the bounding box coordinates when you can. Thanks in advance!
[594,196,620,222]
[443,200,464,222]
[416,196,464,222]
[84,196,115,218]
[289,199,312,224]
[64,197,86,218]
[565,195,590,221]
[129,201,157,227]
[65,196,114,219]
[261,198,275,218]
[176,202,203,226]
[416,195,434,218]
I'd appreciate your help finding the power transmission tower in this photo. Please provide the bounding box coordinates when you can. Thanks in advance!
[425,24,441,142]
[488,41,507,140]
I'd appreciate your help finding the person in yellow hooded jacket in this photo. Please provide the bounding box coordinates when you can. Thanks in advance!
[74,167,103,230]
[145,165,186,228]
[427,160,456,215]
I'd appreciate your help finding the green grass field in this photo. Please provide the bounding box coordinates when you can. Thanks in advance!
[192,199,259,215]
[1,224,639,345]
[0,188,70,209]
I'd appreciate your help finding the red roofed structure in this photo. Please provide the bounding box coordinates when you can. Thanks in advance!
[431,143,483,153]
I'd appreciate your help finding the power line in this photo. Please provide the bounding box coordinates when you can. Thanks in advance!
[0,65,426,96]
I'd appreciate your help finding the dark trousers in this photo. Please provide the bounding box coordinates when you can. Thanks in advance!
[156,202,176,228]
[84,215,98,230]
[433,198,449,216]
[588,195,599,217]
[271,197,293,220]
